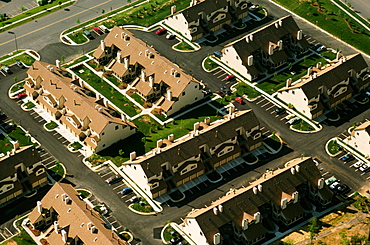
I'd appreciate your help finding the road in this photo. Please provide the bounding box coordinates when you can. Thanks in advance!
[346,0,370,19]
[0,0,369,243]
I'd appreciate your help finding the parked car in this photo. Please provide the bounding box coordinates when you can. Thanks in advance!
[213,51,222,57]
[336,184,351,195]
[0,122,15,133]
[16,61,25,69]
[221,86,232,95]
[202,89,212,95]
[225,74,236,81]
[316,45,326,52]
[16,92,27,99]
[325,176,338,186]
[155,28,167,35]
[234,97,243,104]
[275,107,286,115]
[93,27,104,35]
[128,196,140,203]
[329,181,340,190]
[353,160,364,168]
[359,164,370,172]
[223,24,233,33]
[215,91,225,97]
[83,30,94,40]
[287,116,300,125]
[340,153,354,162]
[105,175,122,185]
[121,187,133,195]
[166,33,176,40]
[0,112,6,121]
[170,236,182,245]
[99,25,110,33]
[1,65,10,74]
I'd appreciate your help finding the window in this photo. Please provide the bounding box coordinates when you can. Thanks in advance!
[115,126,119,130]
[182,91,185,96]
[36,168,45,176]
[7,186,12,190]
[195,97,198,100]
[102,132,105,136]
[195,85,197,89]
[191,165,196,169]
[103,144,106,147]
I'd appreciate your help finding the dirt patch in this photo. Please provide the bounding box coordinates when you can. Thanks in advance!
[310,2,325,14]
[7,240,17,245]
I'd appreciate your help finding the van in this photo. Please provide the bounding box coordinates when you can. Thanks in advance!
[99,25,110,33]
[83,30,93,40]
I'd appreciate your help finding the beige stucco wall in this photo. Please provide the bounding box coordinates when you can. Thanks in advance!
[181,218,209,245]
[165,13,192,40]
[221,46,252,81]
[121,163,153,199]
[96,122,135,152]
[277,87,313,119]
[348,129,370,157]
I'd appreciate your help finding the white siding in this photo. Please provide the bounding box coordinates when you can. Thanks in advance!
[95,123,135,152]
[181,218,209,245]
[121,163,153,198]
[165,13,192,40]
[167,81,203,116]
[221,46,252,81]
[348,129,370,157]
[277,88,313,119]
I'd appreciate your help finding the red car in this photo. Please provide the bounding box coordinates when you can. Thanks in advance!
[16,92,27,99]
[93,27,104,35]
[155,28,167,35]
[235,97,243,104]
[225,74,236,81]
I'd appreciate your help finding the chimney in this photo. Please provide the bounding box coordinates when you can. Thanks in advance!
[194,122,200,131]
[293,191,299,203]
[145,49,149,56]
[290,167,296,175]
[307,67,313,76]
[141,70,146,81]
[228,105,235,116]
[268,45,274,55]
[253,187,258,194]
[213,207,218,215]
[336,51,343,60]
[278,40,283,50]
[121,32,125,39]
[173,70,178,77]
[64,196,70,204]
[90,225,96,234]
[170,68,175,75]
[254,212,261,223]
[61,229,67,243]
[100,40,105,51]
[54,221,59,233]
[167,90,172,101]
[124,57,129,69]
[149,75,154,87]
[247,55,253,66]
[279,20,283,26]
[50,67,54,73]
[157,139,163,148]
[117,52,121,63]
[56,60,61,68]
[318,178,324,189]
[37,201,42,214]
[316,62,322,69]
[124,34,129,41]
[148,52,152,58]
[295,165,300,172]
[297,30,303,40]
[258,184,262,192]
[242,219,248,230]
[13,141,20,150]
[204,117,210,125]
[168,134,174,142]
[286,78,292,87]
[177,148,181,155]
[171,5,176,15]
[275,22,279,28]
[130,151,136,161]
[87,222,92,230]
[218,204,223,212]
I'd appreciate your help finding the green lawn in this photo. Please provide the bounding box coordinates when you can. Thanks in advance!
[0,135,13,155]
[24,101,35,109]
[63,55,90,68]
[77,189,91,199]
[8,127,34,147]
[0,0,74,32]
[0,52,35,66]
[130,93,145,106]
[50,163,65,181]
[257,55,328,94]
[292,120,315,131]
[67,32,88,44]
[327,139,342,155]
[204,57,219,71]
[71,65,141,117]
[70,141,83,151]
[174,41,194,51]
[235,82,261,99]
[0,50,23,62]
[321,49,337,60]
[11,81,25,93]
[132,199,154,213]
[45,121,58,130]
[0,218,36,245]
[272,0,370,55]
[163,224,181,242]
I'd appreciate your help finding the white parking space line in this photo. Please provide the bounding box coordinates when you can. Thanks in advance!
[256,99,265,105]
[0,233,5,240]
[266,105,275,111]
[38,119,45,123]
[115,225,122,230]
[62,140,69,144]
[113,183,126,190]
[213,70,223,75]
[262,131,270,135]
[367,176,370,180]
[5,227,13,236]
[261,102,270,108]
[101,172,113,178]
[57,136,64,139]
[110,220,117,225]
[42,156,53,162]
[53,132,59,135]
[341,133,347,138]
[260,127,265,130]
[280,117,285,121]
[216,74,225,78]
[30,112,36,115]
[40,153,49,157]
[322,171,329,176]
[361,172,367,176]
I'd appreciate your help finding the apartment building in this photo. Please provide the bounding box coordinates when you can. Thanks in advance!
[24,61,136,153]
[179,157,333,245]
[122,108,263,199]
[28,182,128,245]
[94,26,204,116]
[0,145,48,208]
[347,121,370,157]
[277,53,370,119]
[221,15,310,81]
[164,0,252,41]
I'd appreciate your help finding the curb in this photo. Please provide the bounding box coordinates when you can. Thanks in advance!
[127,203,157,216]
[43,121,59,132]
[76,188,92,199]
[325,138,343,157]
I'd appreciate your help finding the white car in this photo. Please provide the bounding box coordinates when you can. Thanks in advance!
[166,33,176,40]
[353,160,363,168]
[359,164,370,172]
[316,45,326,52]
[287,116,300,125]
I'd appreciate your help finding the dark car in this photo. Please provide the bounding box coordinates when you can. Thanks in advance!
[16,61,25,69]
[83,30,94,40]
[0,112,7,121]
[170,236,182,245]
[121,187,133,195]
[225,74,236,81]
[0,123,15,133]
[213,51,222,57]
[155,28,167,35]
[223,24,233,33]
[340,153,354,162]
[215,91,225,97]
[275,107,286,115]
[336,184,351,195]
[105,175,122,185]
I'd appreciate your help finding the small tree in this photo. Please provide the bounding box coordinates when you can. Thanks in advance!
[61,56,65,64]
[308,217,320,243]
[102,9,105,14]
[118,149,124,156]
[58,1,62,8]
[14,77,18,83]
[76,17,80,24]
[20,6,27,12]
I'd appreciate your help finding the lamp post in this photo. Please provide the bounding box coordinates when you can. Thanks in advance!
[8,31,18,51]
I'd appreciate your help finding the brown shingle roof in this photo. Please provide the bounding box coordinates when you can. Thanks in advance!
[27,61,135,135]
[184,157,332,244]
[94,27,201,112]
[28,183,128,245]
